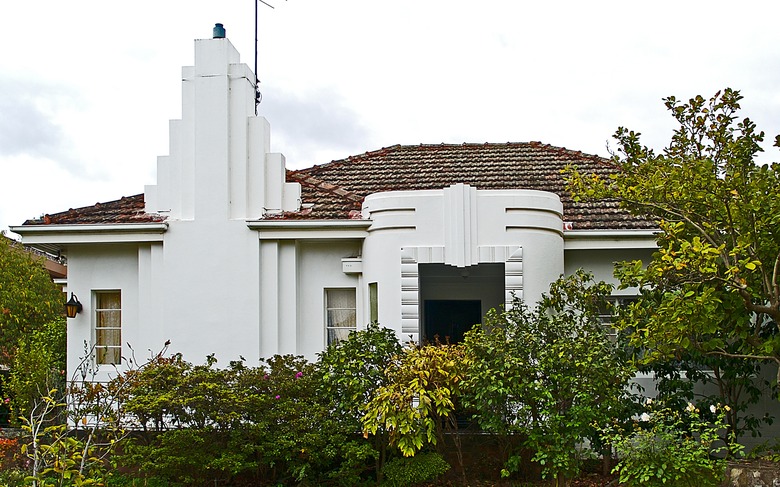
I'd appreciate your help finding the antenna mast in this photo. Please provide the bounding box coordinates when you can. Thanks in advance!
[255,0,284,115]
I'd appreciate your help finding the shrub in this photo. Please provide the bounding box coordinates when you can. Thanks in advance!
[0,436,20,469]
[381,451,450,487]
[105,473,172,486]
[121,354,376,486]
[317,323,402,482]
[8,317,66,425]
[462,271,634,484]
[603,401,736,487]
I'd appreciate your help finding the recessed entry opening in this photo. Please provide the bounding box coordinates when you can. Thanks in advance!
[419,263,505,344]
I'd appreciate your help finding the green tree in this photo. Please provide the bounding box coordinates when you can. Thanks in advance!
[0,235,64,365]
[361,341,466,480]
[317,323,402,481]
[8,317,66,424]
[462,271,634,486]
[567,89,780,384]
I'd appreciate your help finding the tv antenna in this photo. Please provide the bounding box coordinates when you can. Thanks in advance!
[255,0,286,114]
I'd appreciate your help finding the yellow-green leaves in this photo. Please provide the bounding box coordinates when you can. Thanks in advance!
[0,237,64,366]
[568,88,780,374]
[362,342,465,457]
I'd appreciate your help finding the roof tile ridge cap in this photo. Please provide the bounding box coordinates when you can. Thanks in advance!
[290,144,406,174]
[533,141,614,166]
[461,141,531,147]
[288,171,364,203]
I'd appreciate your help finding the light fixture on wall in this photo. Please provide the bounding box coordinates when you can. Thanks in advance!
[65,293,83,318]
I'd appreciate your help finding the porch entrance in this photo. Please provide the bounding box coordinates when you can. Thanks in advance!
[419,263,505,344]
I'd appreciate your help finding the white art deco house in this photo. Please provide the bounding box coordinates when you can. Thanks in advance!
[13,29,658,382]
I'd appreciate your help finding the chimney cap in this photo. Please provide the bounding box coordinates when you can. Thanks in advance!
[213,23,226,39]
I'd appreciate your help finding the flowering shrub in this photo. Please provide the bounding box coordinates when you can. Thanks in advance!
[0,436,19,468]
[602,401,738,487]
[0,397,10,426]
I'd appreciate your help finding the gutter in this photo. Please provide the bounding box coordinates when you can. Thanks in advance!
[9,223,169,253]
[247,219,372,240]
[564,229,659,250]
[11,223,169,235]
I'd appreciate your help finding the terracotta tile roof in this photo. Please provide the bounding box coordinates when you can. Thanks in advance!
[286,142,656,230]
[21,142,655,230]
[22,194,162,225]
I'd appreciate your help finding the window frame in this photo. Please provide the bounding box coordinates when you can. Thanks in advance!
[324,287,357,346]
[93,290,122,366]
[599,295,638,342]
[369,282,378,323]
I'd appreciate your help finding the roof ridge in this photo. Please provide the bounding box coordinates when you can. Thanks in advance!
[529,141,615,166]
[293,142,614,175]
[290,144,405,173]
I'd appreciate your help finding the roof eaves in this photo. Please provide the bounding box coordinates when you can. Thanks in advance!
[247,219,371,240]
[11,222,169,253]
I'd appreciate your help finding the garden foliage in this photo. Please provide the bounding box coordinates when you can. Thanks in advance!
[567,88,780,380]
[0,235,67,424]
[120,353,378,486]
[462,270,634,485]
[0,235,64,366]
[317,323,402,481]
[602,401,737,487]
[380,451,450,487]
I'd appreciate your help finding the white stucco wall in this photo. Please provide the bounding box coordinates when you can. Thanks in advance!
[564,248,655,292]
[65,244,140,382]
[296,240,361,359]
[159,220,262,364]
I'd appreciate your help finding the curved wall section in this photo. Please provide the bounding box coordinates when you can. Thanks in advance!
[361,184,564,342]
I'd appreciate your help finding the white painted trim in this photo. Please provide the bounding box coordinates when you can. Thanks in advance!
[400,245,523,344]
[11,223,168,235]
[564,229,658,250]
[248,220,371,240]
[10,223,168,250]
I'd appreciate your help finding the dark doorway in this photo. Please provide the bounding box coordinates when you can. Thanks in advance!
[423,299,482,344]
[418,263,504,344]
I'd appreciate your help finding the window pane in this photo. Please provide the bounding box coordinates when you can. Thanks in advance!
[96,328,121,346]
[326,288,356,346]
[97,310,121,328]
[327,328,353,344]
[95,291,122,365]
[97,292,121,310]
[97,347,121,365]
[327,289,355,309]
[327,309,356,328]
[369,283,378,323]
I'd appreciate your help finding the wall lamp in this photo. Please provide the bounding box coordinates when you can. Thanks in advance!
[65,293,83,318]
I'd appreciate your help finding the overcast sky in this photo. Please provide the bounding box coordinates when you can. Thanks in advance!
[2,1,780,235]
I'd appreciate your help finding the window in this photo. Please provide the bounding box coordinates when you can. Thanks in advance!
[369,282,378,323]
[325,288,356,345]
[95,291,122,365]
[599,296,637,342]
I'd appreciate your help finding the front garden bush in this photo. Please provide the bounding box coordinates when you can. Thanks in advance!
[380,451,450,487]
[462,271,636,485]
[602,401,736,487]
[317,323,402,481]
[120,353,378,486]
